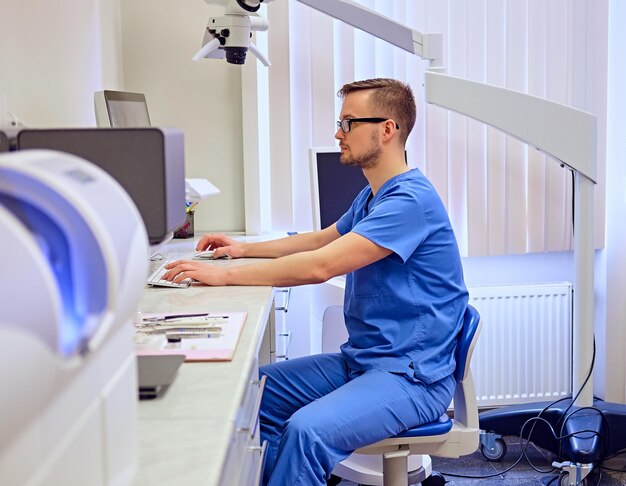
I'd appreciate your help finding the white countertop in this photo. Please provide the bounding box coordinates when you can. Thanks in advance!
[133,237,274,485]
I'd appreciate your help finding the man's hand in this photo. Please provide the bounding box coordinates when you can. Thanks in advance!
[195,233,245,259]
[163,259,228,286]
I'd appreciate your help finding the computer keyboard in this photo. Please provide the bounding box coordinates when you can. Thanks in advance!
[147,258,191,288]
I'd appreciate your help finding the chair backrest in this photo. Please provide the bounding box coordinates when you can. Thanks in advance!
[453,305,481,383]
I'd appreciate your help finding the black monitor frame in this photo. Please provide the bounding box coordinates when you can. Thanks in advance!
[309,148,369,230]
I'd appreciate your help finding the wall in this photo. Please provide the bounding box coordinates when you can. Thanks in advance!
[595,0,626,402]
[119,0,245,233]
[0,1,245,233]
[0,0,123,127]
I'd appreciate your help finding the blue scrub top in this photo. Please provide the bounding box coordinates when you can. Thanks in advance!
[336,168,468,384]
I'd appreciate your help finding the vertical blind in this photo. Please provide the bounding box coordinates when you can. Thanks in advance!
[255,0,606,256]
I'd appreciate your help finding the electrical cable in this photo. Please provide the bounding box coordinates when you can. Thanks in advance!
[554,340,596,431]
[437,331,601,481]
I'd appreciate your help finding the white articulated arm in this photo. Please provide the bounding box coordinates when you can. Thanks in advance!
[197,0,443,66]
[425,70,598,407]
[295,0,442,61]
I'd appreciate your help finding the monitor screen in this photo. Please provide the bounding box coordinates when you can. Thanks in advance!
[94,90,151,128]
[17,128,186,246]
[309,148,369,230]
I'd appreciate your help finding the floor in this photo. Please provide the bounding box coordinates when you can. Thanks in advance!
[336,436,626,485]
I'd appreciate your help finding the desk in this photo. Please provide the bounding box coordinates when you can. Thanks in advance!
[133,239,275,486]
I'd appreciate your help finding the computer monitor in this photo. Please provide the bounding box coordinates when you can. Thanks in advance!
[309,148,369,230]
[94,90,152,128]
[17,128,186,248]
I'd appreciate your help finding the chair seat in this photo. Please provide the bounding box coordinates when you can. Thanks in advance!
[394,413,452,438]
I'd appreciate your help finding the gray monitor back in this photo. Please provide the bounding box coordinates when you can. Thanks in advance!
[17,128,186,245]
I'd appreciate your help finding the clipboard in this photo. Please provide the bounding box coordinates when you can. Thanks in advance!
[134,311,247,362]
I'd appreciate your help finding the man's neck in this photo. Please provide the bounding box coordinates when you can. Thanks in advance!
[363,154,409,195]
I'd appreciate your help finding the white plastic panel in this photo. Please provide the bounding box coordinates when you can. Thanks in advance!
[0,207,61,354]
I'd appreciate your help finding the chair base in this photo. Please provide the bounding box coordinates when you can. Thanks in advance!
[479,398,626,464]
[333,452,431,486]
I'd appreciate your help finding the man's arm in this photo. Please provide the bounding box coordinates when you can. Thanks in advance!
[165,231,392,287]
[196,224,341,259]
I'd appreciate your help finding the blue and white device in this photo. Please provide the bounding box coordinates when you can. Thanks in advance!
[0,150,148,485]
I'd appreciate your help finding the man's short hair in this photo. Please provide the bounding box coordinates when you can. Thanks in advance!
[337,78,416,144]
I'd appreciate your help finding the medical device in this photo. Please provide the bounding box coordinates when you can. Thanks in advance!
[0,149,148,485]
[193,0,442,66]
[17,128,186,250]
[193,0,270,65]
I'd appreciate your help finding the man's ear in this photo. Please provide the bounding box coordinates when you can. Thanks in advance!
[381,119,398,142]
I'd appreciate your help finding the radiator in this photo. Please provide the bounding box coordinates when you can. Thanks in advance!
[468,282,573,408]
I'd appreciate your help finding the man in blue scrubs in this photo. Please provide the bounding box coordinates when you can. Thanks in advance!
[164,78,468,485]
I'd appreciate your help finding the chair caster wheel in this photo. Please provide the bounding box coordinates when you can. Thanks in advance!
[558,471,588,486]
[480,437,507,462]
[422,471,447,486]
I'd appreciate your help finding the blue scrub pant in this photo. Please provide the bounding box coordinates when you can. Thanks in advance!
[259,353,456,486]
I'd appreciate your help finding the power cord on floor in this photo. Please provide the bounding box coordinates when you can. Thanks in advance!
[436,398,570,480]
[437,336,613,483]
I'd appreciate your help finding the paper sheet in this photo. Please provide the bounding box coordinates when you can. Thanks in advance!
[134,311,247,361]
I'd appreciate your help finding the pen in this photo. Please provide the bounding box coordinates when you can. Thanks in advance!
[139,326,222,334]
[141,321,223,328]
[156,317,228,325]
[143,314,229,322]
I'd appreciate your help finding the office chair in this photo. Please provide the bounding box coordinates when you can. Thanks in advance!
[332,304,482,486]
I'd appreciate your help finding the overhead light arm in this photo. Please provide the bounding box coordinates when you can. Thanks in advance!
[424,70,598,408]
[425,71,597,182]
[195,0,443,67]
[295,0,442,62]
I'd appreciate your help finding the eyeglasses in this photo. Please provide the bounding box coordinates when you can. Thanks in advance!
[336,117,400,133]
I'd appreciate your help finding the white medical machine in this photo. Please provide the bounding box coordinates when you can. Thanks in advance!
[0,150,148,485]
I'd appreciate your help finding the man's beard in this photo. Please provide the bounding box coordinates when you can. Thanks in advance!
[340,133,382,169]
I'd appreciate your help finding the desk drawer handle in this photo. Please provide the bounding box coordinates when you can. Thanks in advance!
[248,440,268,486]
[237,374,267,439]
[275,288,291,312]
[276,330,292,360]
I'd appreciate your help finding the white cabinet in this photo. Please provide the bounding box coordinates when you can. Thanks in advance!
[274,285,314,359]
[220,360,267,486]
